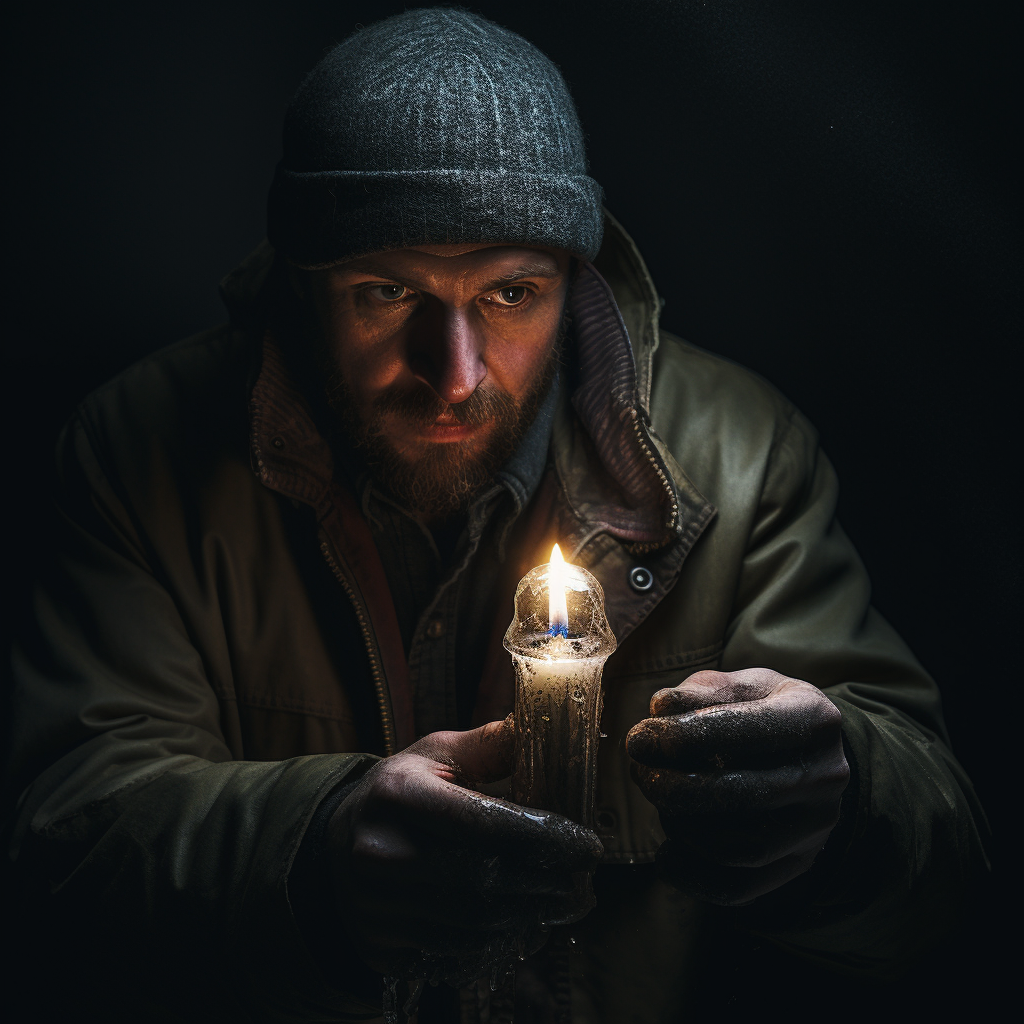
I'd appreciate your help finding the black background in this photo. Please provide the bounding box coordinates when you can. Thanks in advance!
[5,0,1019,1017]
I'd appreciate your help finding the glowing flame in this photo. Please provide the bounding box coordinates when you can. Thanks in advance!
[547,543,569,639]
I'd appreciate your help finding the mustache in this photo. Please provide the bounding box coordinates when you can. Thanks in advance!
[367,381,518,430]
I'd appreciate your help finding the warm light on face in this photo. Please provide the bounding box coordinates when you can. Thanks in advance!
[548,543,569,638]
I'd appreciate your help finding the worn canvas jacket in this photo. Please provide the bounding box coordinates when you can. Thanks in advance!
[6,213,988,1023]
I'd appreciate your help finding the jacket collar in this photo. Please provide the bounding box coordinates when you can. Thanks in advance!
[562,260,679,548]
[558,213,716,559]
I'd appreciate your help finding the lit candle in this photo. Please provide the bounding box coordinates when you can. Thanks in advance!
[504,544,617,826]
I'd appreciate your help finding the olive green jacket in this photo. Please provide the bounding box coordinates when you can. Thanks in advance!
[6,214,988,1023]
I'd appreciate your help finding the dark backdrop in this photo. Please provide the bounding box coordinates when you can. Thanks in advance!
[5,0,1019,1017]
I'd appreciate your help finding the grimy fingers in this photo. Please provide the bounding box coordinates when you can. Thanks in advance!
[383,762,603,870]
[626,683,840,769]
[630,759,849,815]
[649,668,781,717]
[411,719,515,785]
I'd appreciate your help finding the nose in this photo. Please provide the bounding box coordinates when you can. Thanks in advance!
[408,302,487,404]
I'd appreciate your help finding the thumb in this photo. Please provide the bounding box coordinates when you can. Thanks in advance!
[414,719,515,785]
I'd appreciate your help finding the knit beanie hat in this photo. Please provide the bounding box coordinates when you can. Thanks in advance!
[267,7,604,268]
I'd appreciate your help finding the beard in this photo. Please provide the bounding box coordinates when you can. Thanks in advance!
[319,331,564,520]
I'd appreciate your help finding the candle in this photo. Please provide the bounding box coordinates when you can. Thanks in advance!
[505,544,617,827]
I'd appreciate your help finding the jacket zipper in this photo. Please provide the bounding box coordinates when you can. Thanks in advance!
[629,408,680,533]
[252,420,396,755]
[319,536,397,756]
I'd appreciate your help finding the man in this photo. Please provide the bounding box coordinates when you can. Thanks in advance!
[6,8,988,1023]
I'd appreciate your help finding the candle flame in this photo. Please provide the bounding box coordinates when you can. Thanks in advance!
[547,543,569,639]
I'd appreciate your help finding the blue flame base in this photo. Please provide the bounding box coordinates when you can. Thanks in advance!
[546,624,569,639]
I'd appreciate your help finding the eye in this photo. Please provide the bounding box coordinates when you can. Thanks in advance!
[367,284,413,303]
[490,285,530,307]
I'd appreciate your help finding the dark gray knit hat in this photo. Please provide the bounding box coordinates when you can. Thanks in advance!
[267,7,603,268]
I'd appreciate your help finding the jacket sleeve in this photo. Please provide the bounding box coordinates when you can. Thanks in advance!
[6,414,383,1022]
[715,405,990,975]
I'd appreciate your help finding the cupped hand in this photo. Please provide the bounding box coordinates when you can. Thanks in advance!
[328,719,602,984]
[626,668,849,905]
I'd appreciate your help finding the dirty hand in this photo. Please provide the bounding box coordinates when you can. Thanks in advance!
[625,668,849,905]
[327,720,602,983]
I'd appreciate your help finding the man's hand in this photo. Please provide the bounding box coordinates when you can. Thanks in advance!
[327,720,602,984]
[625,668,849,906]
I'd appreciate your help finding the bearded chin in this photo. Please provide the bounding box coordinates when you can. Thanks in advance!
[364,423,512,519]
[323,350,559,520]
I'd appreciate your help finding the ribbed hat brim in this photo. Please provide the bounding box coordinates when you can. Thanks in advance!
[267,166,604,267]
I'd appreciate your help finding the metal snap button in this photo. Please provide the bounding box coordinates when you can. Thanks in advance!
[629,566,653,592]
[595,807,618,833]
[425,619,445,639]
[271,436,284,449]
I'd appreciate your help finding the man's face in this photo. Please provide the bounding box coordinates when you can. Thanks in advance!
[299,243,573,520]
